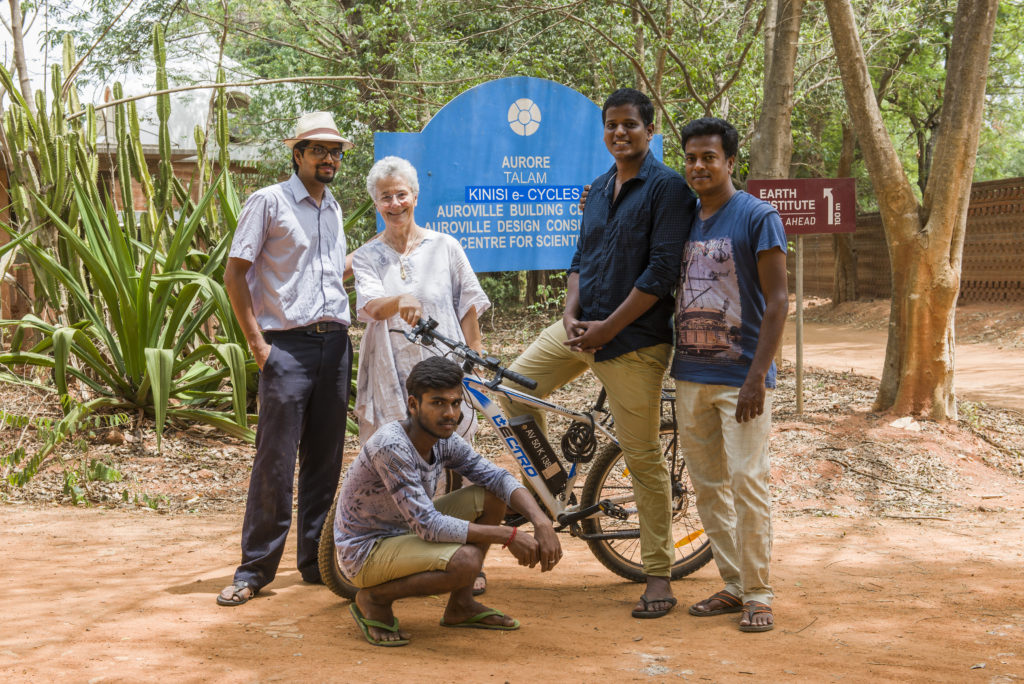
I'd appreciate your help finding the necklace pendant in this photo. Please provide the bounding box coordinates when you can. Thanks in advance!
[400,259,408,279]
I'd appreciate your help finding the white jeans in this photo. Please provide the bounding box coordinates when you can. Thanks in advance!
[675,380,774,604]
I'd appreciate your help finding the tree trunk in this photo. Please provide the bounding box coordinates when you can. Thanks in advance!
[762,0,778,82]
[8,0,35,115]
[0,163,12,324]
[824,0,998,420]
[747,0,802,371]
[832,122,858,304]
[651,0,672,133]
[747,0,804,180]
[631,0,645,91]
[525,270,548,308]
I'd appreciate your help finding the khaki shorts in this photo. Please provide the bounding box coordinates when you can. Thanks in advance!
[346,485,485,589]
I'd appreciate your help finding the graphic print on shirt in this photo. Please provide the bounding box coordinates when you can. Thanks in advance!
[676,237,742,362]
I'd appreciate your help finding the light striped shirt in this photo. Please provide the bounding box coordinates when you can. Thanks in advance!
[229,174,350,330]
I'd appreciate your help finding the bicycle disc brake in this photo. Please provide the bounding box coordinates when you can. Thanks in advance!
[561,421,597,463]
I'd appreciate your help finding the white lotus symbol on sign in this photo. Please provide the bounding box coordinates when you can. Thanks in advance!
[507,98,541,136]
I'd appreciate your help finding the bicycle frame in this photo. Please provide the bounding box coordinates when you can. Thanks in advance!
[398,318,625,529]
[461,372,616,520]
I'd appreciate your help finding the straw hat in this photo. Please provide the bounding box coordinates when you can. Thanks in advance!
[283,111,354,151]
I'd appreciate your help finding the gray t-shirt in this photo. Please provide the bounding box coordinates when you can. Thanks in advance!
[333,421,524,579]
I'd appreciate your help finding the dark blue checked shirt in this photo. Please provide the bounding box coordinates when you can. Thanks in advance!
[571,151,695,362]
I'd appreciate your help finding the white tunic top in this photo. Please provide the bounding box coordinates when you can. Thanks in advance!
[352,230,490,444]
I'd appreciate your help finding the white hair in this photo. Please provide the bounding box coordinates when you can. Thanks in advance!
[366,156,420,198]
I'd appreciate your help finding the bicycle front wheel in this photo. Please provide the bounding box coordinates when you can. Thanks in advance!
[579,420,712,582]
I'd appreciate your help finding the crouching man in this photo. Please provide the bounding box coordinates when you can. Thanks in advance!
[333,356,562,647]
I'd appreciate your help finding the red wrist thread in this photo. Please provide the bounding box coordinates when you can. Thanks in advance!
[502,526,517,548]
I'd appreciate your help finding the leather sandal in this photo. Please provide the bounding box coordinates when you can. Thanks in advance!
[631,595,677,619]
[216,580,256,607]
[739,601,774,632]
[689,589,742,617]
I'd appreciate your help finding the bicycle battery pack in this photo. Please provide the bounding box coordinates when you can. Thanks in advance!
[508,414,568,495]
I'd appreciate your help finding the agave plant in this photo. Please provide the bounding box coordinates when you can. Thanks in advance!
[0,28,256,486]
[0,171,252,445]
[0,26,374,488]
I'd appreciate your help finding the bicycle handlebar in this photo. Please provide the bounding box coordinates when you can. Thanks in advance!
[499,367,539,391]
[396,317,539,391]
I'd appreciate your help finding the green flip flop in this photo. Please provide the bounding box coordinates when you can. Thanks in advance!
[440,608,520,631]
[349,603,410,647]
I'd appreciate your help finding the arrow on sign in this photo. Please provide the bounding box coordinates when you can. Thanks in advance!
[824,187,835,225]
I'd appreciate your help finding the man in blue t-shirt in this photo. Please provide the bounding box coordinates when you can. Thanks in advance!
[673,118,788,633]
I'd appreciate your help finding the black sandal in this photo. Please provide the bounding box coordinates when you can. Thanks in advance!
[688,589,743,616]
[631,595,677,619]
[739,601,774,632]
[472,571,487,597]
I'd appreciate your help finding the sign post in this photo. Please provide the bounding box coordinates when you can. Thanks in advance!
[746,178,856,413]
[374,76,663,273]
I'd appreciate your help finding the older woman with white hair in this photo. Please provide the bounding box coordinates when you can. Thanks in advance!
[352,156,490,446]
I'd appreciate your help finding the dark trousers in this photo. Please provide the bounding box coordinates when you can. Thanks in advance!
[234,327,352,589]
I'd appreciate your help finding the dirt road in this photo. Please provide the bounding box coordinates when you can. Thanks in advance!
[2,504,1023,683]
[783,321,1024,411]
[2,304,1023,682]
[784,300,1024,412]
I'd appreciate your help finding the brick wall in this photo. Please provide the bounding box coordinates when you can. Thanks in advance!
[787,177,1024,303]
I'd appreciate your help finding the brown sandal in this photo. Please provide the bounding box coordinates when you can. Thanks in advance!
[739,601,774,632]
[688,589,742,616]
[216,580,256,607]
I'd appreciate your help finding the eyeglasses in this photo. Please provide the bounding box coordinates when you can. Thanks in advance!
[304,144,345,161]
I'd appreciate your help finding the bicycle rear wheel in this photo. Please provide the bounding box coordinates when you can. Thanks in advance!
[317,487,359,600]
[580,420,712,582]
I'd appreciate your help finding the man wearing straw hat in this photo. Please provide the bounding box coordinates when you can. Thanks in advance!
[218,112,356,606]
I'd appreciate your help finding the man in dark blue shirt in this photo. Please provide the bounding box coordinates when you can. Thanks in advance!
[503,88,695,619]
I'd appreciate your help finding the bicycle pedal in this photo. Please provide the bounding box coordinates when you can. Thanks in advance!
[599,500,630,521]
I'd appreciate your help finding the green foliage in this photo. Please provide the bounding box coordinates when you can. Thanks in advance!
[87,459,124,483]
[529,272,567,313]
[787,0,1024,197]
[139,492,169,510]
[0,31,256,490]
[44,0,1024,199]
[0,404,131,486]
[63,468,86,505]
[959,400,984,431]
[478,272,523,309]
[974,1,1024,180]
[0,171,253,449]
[60,453,125,506]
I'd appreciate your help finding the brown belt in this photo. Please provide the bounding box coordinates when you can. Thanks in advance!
[288,321,347,334]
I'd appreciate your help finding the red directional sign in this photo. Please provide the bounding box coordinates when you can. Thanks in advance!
[746,178,856,235]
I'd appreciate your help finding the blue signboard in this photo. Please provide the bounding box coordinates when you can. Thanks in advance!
[374,77,663,272]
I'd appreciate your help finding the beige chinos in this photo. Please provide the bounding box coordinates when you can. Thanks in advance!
[500,320,674,577]
[675,380,774,604]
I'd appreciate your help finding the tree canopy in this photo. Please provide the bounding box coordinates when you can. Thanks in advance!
[3,0,1022,422]
[24,0,1022,230]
